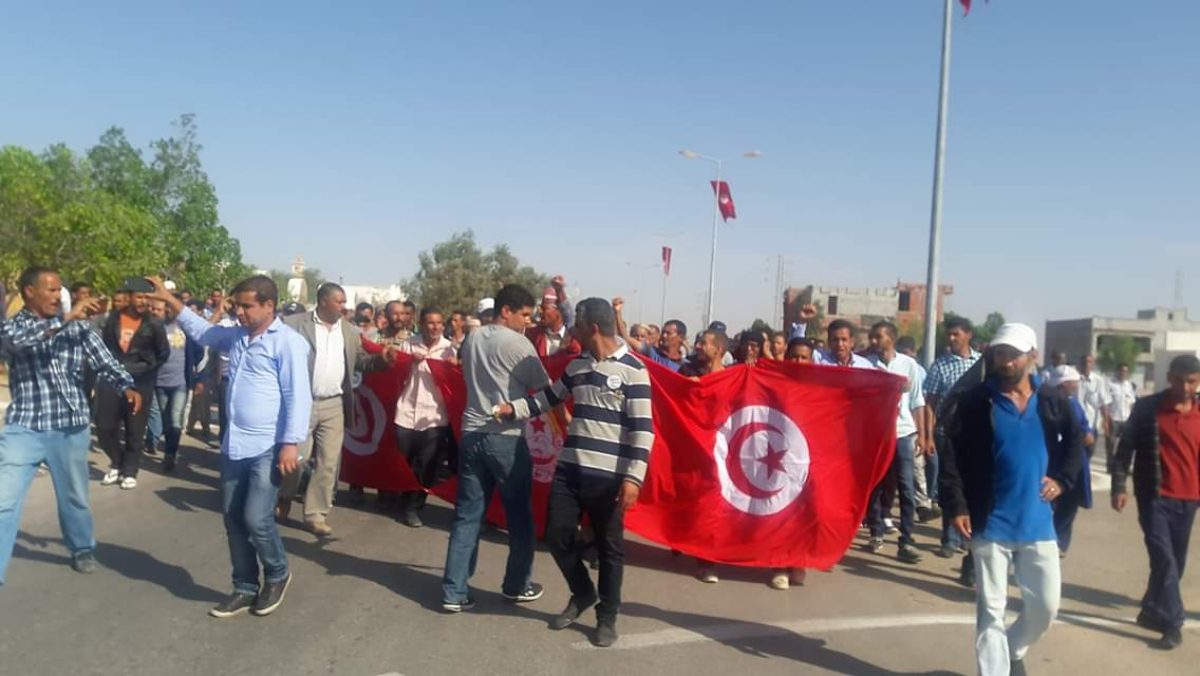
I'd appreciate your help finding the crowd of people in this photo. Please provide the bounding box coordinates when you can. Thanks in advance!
[1,265,1197,671]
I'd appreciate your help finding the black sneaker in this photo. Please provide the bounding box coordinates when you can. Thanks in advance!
[251,573,292,616]
[1156,626,1183,650]
[593,618,619,648]
[209,592,256,618]
[897,544,922,564]
[503,582,544,603]
[70,551,97,574]
[550,594,597,630]
[442,597,476,613]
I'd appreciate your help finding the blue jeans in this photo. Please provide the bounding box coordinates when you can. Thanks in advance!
[1137,494,1199,630]
[869,433,917,545]
[221,449,289,595]
[442,432,534,602]
[155,387,188,457]
[0,424,94,585]
[936,431,964,550]
[145,393,162,450]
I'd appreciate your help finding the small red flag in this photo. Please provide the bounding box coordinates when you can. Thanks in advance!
[710,180,736,221]
[960,0,985,15]
[661,246,673,276]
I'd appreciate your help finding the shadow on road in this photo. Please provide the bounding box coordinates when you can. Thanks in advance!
[621,602,961,675]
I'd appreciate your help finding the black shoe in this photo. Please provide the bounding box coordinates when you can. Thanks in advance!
[1136,610,1165,633]
[209,592,256,618]
[550,594,597,630]
[593,618,619,648]
[442,597,476,613]
[917,505,942,523]
[401,511,423,528]
[162,455,176,473]
[70,551,97,574]
[503,582,544,603]
[251,573,292,616]
[935,545,956,559]
[958,558,976,588]
[1155,627,1183,650]
[897,544,922,564]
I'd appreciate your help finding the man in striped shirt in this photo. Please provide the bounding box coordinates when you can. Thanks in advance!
[498,298,654,648]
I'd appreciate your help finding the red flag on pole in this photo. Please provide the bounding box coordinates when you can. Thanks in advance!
[959,0,985,15]
[661,246,673,276]
[710,180,736,221]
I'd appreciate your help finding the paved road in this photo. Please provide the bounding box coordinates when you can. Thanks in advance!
[1,436,1196,676]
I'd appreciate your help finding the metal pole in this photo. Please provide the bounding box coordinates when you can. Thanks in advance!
[921,0,954,367]
[660,265,669,326]
[705,161,723,328]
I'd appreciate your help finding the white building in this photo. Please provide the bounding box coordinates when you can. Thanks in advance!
[1044,307,1200,391]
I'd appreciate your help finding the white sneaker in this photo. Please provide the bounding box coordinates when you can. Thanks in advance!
[120,476,137,490]
[770,571,790,590]
[100,469,121,485]
[697,566,719,584]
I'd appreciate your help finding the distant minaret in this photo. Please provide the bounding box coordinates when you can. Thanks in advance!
[287,255,308,302]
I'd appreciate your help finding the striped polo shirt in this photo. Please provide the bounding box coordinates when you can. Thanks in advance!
[512,341,654,485]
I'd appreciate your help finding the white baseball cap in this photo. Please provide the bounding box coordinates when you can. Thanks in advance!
[1049,365,1081,388]
[990,323,1038,353]
[476,298,494,315]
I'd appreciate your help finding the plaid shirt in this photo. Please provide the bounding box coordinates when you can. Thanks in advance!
[923,349,981,398]
[1,309,134,431]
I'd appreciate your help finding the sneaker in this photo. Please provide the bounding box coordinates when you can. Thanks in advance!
[884,518,898,534]
[550,594,597,630]
[868,537,884,554]
[251,573,292,616]
[897,544,922,564]
[70,551,97,574]
[119,476,137,490]
[502,582,544,603]
[100,469,120,486]
[401,511,423,529]
[935,545,957,559]
[769,571,789,590]
[442,597,476,613]
[1156,626,1183,650]
[789,568,807,586]
[306,519,332,537]
[593,618,619,648]
[209,592,257,618]
[917,505,942,523]
[697,565,719,583]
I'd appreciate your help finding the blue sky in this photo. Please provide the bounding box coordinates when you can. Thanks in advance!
[3,1,1197,336]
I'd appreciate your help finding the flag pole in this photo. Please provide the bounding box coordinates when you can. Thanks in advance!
[705,161,723,329]
[921,0,954,367]
[661,262,669,326]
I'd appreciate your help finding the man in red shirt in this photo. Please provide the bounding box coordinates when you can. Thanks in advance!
[525,286,580,358]
[1112,354,1200,650]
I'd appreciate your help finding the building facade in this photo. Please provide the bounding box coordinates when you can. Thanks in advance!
[1044,307,1200,391]
[782,282,953,338]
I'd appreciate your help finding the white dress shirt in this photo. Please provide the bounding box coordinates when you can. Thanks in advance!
[1107,378,1138,422]
[311,312,346,399]
[394,335,456,431]
[867,352,926,438]
[1078,370,1112,431]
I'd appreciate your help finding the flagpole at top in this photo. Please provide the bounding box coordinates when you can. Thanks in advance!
[920,0,955,367]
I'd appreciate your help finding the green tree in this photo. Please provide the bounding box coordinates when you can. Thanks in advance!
[405,231,548,314]
[974,311,1006,345]
[1098,336,1142,373]
[747,319,775,336]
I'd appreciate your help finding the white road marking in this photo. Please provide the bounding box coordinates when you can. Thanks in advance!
[572,612,1195,650]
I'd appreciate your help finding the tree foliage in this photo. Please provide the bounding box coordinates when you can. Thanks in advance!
[0,115,250,295]
[405,231,548,314]
[1098,335,1142,373]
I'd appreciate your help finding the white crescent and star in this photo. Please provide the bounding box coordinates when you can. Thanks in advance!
[713,405,810,515]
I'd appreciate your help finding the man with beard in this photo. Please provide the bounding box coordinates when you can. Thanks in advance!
[377,300,416,347]
[527,287,581,358]
[941,324,1082,676]
[96,279,169,490]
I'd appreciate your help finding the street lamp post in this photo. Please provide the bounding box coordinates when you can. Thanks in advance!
[679,149,761,328]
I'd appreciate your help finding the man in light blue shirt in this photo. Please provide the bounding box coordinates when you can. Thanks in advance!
[149,275,311,619]
[814,319,876,369]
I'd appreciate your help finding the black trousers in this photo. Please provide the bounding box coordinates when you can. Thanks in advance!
[1137,494,1199,630]
[394,425,453,512]
[95,380,155,478]
[544,472,626,621]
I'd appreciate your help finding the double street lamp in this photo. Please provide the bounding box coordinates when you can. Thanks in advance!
[679,149,762,328]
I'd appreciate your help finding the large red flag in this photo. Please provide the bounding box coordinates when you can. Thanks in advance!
[625,357,902,569]
[710,180,736,221]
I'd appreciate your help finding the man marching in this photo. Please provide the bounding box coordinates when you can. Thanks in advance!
[149,275,311,619]
[497,298,654,648]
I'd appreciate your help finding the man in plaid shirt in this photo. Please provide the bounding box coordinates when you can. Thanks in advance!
[0,266,142,585]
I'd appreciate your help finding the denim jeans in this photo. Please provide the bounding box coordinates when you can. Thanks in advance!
[145,393,162,450]
[442,432,534,602]
[869,433,917,545]
[972,539,1060,676]
[0,424,94,585]
[221,449,289,595]
[1137,494,1199,630]
[155,387,188,457]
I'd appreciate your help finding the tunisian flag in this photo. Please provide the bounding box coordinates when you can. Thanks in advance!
[626,357,902,569]
[711,180,736,221]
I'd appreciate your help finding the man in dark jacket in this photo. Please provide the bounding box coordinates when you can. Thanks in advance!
[940,323,1083,676]
[96,279,169,490]
[1112,354,1200,650]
